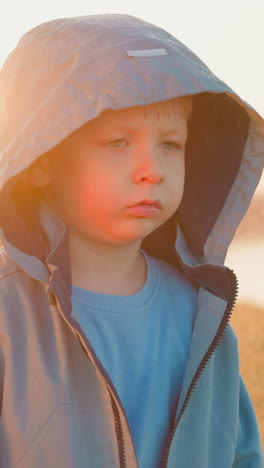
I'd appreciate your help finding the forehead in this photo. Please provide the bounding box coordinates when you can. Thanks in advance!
[91,97,192,130]
[142,98,192,120]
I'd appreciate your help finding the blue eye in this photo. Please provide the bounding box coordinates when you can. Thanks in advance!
[162,141,182,151]
[108,139,127,148]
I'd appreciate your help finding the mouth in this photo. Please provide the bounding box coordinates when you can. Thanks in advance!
[129,199,162,209]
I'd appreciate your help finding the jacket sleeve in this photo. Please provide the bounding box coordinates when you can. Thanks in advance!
[233,376,264,467]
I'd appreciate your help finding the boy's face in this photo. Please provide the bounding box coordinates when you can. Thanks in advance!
[33,98,190,247]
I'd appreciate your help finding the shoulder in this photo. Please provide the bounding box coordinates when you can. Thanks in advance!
[0,246,22,280]
[157,256,197,292]
[0,247,25,309]
[147,253,198,303]
[146,254,199,325]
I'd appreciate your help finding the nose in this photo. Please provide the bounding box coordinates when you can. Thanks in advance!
[133,145,165,184]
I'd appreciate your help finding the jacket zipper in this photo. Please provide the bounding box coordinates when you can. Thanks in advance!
[110,392,127,468]
[76,332,128,468]
[160,267,239,468]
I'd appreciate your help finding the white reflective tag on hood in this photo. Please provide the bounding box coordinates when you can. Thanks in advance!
[126,48,167,57]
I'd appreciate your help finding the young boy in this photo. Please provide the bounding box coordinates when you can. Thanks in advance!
[0,13,263,468]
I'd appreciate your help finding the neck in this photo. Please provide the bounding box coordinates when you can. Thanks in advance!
[68,234,147,295]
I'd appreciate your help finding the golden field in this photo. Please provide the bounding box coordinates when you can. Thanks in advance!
[228,192,264,446]
[231,302,264,446]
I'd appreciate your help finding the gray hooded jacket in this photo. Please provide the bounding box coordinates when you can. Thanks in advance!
[0,14,263,468]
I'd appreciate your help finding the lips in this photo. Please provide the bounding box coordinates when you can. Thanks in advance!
[130,199,162,209]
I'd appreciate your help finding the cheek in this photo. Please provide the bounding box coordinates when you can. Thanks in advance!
[166,159,185,208]
[181,160,186,188]
[69,167,114,217]
[76,168,100,198]
[169,157,185,187]
[47,161,84,215]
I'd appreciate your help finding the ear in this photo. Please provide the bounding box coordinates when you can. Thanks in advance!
[23,154,51,187]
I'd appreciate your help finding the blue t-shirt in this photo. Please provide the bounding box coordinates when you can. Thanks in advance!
[71,249,197,468]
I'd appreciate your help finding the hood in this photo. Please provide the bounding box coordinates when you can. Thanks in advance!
[0,13,263,291]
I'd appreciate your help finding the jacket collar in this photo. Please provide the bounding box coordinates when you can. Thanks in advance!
[39,202,72,314]
[1,200,233,310]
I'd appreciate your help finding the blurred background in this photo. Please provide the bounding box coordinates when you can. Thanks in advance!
[1,0,263,445]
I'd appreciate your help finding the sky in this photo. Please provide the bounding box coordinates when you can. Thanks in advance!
[1,0,264,194]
